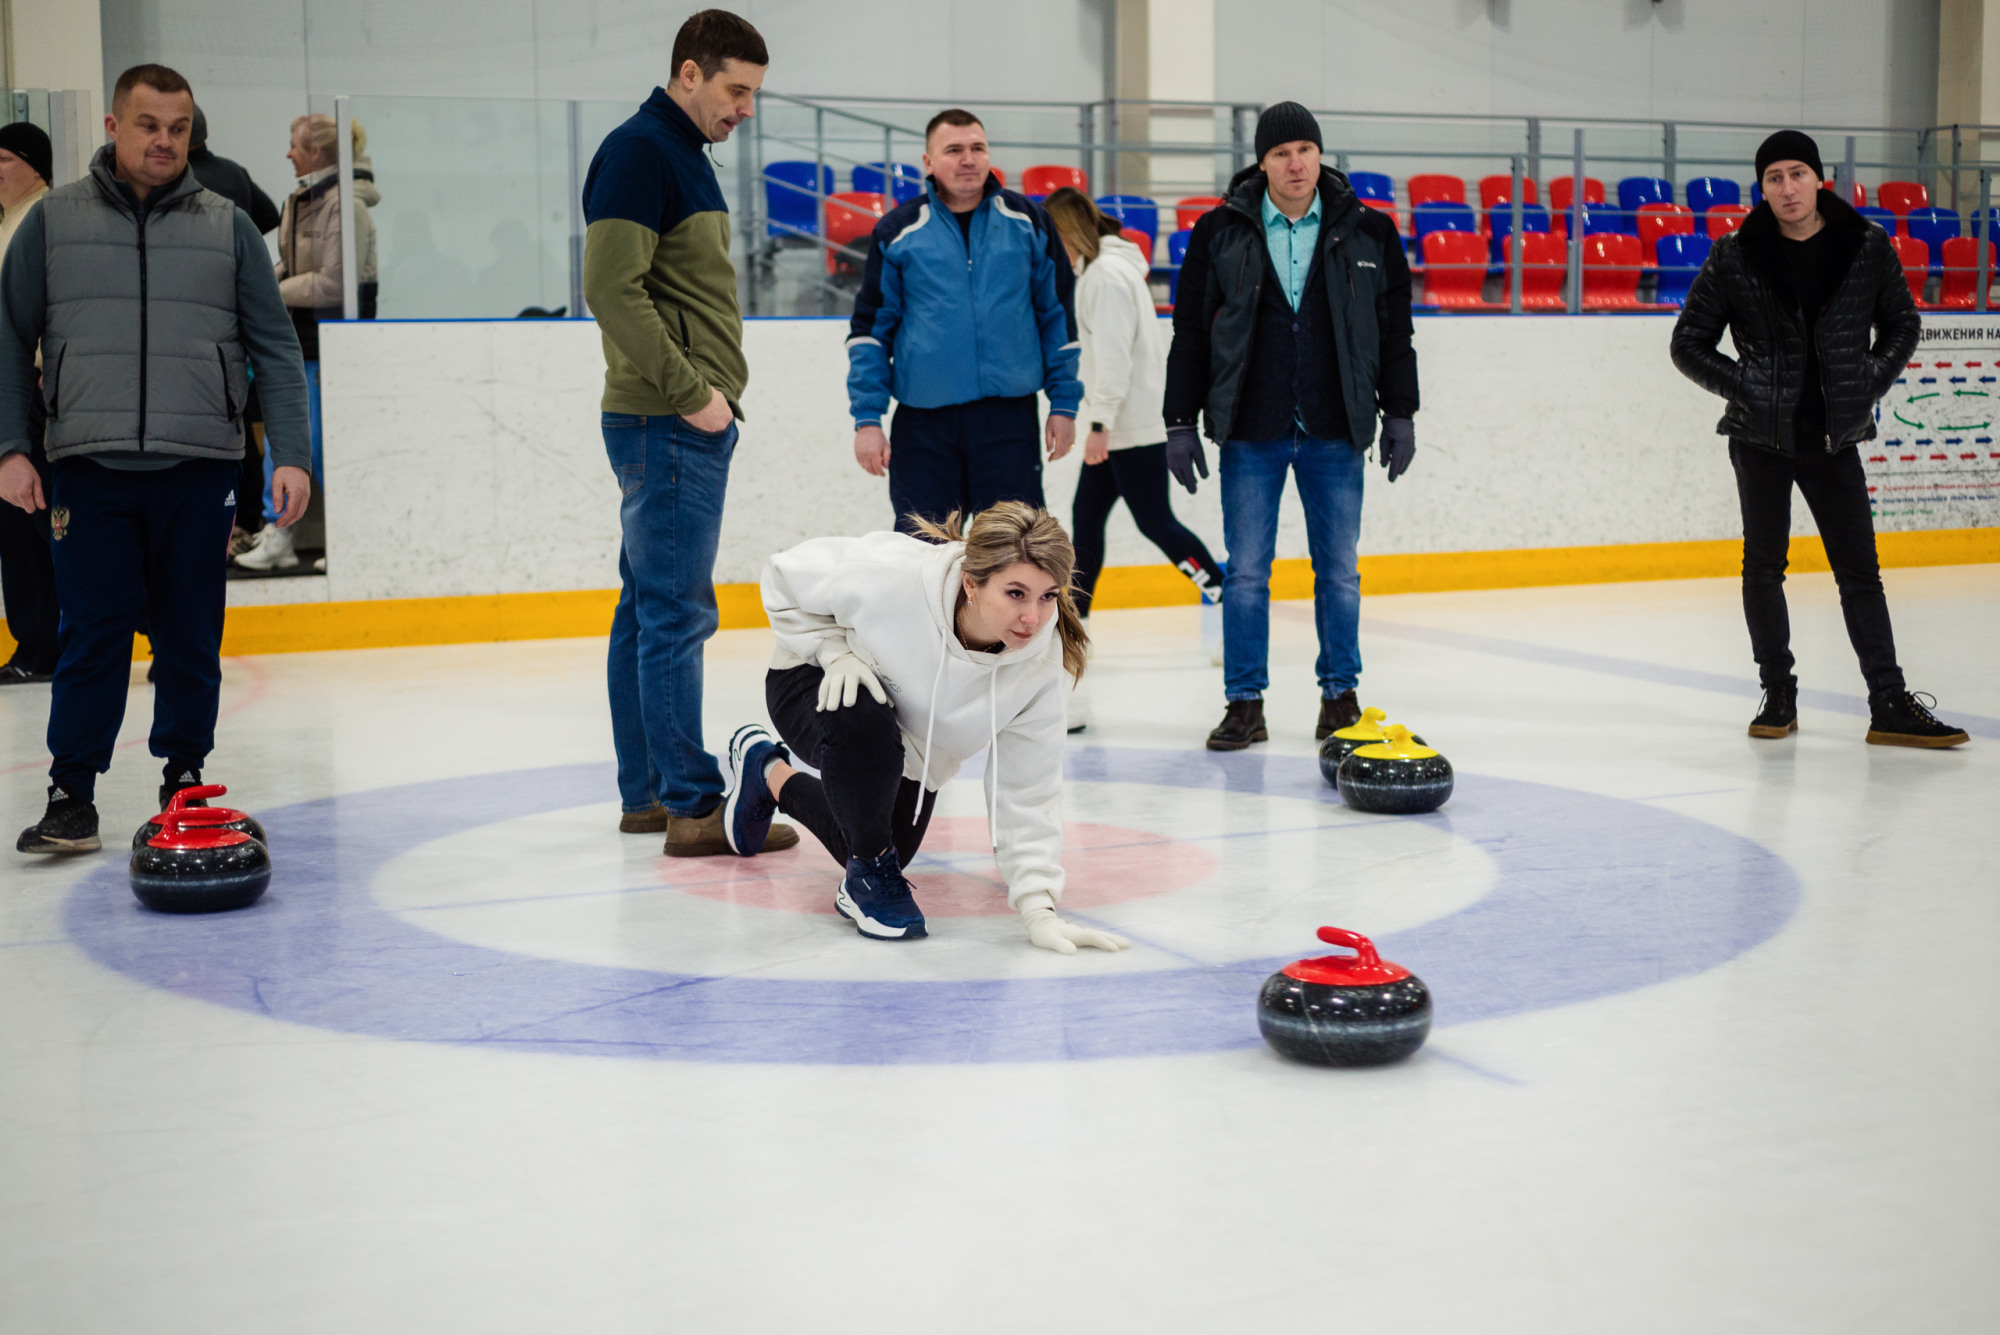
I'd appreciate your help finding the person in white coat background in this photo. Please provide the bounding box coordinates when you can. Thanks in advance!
[1044,189,1226,680]
[720,502,1129,953]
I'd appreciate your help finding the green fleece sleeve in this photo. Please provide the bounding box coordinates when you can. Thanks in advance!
[582,217,712,415]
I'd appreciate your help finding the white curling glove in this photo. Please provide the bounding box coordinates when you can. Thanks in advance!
[1023,906,1131,955]
[816,653,888,711]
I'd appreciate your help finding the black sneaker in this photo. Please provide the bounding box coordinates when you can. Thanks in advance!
[1206,698,1268,751]
[1866,690,1970,748]
[17,785,101,854]
[834,848,927,940]
[1315,689,1363,740]
[0,661,54,686]
[159,767,208,812]
[1748,683,1799,738]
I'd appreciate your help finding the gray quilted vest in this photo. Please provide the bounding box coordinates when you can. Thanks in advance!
[38,146,246,462]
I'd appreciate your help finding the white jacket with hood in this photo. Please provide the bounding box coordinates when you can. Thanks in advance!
[1075,232,1169,451]
[762,530,1069,915]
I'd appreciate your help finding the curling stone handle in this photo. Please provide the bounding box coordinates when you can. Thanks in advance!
[166,783,228,812]
[1315,926,1382,967]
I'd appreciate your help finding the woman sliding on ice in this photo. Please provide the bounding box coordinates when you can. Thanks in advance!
[720,501,1129,954]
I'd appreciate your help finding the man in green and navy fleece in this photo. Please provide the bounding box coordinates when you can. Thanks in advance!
[581,9,796,858]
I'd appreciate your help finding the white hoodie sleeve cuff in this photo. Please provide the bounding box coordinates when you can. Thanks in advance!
[1013,889,1058,917]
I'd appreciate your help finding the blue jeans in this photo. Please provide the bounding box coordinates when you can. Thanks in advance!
[602,412,736,815]
[262,360,322,523]
[1219,430,1365,701]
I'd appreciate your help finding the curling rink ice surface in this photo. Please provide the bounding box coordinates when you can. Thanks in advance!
[3,566,1997,1334]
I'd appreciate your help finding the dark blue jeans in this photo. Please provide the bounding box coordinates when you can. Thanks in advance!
[602,412,734,816]
[46,458,236,798]
[1219,430,1365,701]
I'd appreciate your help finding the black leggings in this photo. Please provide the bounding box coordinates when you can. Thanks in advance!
[1729,439,1904,695]
[766,663,936,868]
[1070,442,1225,617]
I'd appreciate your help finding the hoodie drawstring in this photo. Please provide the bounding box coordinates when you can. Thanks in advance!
[913,602,1006,846]
[914,616,949,823]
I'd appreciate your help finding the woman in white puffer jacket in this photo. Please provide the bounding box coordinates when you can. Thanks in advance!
[721,502,1128,954]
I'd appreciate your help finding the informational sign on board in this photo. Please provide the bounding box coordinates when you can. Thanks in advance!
[1873,316,2000,529]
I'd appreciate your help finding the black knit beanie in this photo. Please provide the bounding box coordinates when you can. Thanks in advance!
[0,121,52,188]
[1754,130,1822,184]
[1256,102,1323,163]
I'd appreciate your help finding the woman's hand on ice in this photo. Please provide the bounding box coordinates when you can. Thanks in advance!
[1024,906,1130,955]
[816,653,888,711]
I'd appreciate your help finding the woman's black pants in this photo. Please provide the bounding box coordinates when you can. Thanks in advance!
[1729,439,1904,696]
[766,663,935,867]
[1070,442,1225,617]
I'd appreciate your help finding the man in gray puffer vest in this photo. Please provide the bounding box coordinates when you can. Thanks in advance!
[0,64,312,854]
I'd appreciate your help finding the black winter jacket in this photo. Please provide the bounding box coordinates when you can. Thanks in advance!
[1165,164,1418,448]
[1670,193,1920,456]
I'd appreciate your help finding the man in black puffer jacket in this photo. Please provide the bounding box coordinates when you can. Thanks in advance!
[1672,130,1966,748]
[1164,102,1419,752]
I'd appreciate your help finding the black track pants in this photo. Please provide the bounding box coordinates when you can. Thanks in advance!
[1070,442,1225,617]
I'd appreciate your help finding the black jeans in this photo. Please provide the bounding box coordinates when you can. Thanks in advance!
[0,442,57,672]
[887,393,1043,535]
[1070,441,1226,617]
[1729,439,1903,696]
[766,663,936,867]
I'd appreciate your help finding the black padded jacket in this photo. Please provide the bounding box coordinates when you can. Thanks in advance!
[1670,192,1921,456]
[1164,164,1418,448]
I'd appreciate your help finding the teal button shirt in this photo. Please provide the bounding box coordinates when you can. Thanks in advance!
[1261,188,1321,310]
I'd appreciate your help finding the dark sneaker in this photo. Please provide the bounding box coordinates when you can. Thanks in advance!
[666,799,799,857]
[1748,683,1799,738]
[0,661,54,685]
[1206,698,1268,751]
[17,785,101,854]
[1315,690,1363,740]
[723,724,791,855]
[159,767,208,812]
[619,803,669,834]
[1866,690,1970,748]
[834,848,927,940]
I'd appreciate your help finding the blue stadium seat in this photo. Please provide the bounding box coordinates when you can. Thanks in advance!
[1965,207,2000,240]
[853,161,922,204]
[1685,177,1741,217]
[1581,203,1627,236]
[1906,207,1962,273]
[1857,206,1897,233]
[1096,195,1160,247]
[1617,177,1673,233]
[1349,171,1395,202]
[1486,204,1551,271]
[1167,229,1192,303]
[1411,201,1477,247]
[1653,233,1712,307]
[764,161,835,238]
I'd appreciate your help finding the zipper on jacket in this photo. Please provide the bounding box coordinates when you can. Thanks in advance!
[137,208,149,451]
[216,348,235,420]
[677,309,693,357]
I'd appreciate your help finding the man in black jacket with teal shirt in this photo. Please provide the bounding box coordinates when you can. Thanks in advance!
[1164,102,1419,752]
[1672,129,1967,748]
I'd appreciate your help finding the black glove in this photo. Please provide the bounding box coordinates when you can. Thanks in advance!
[1379,417,1415,483]
[1165,424,1209,494]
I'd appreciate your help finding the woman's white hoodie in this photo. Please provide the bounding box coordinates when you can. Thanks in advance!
[1074,231,1170,450]
[761,530,1069,914]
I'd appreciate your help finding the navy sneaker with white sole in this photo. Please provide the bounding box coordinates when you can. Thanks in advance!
[834,848,927,940]
[723,724,789,855]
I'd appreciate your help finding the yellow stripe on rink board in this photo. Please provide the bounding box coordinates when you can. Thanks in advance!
[2,528,1992,661]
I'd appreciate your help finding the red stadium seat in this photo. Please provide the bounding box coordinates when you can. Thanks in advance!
[989,166,1006,187]
[823,192,887,275]
[1407,174,1466,207]
[1581,233,1644,309]
[1503,232,1568,310]
[1175,196,1223,231]
[1548,176,1606,215]
[1120,227,1155,260]
[1359,195,1403,234]
[1706,203,1749,238]
[1889,234,1930,304]
[1636,202,1695,266]
[1876,181,1928,232]
[1479,174,1538,213]
[1022,165,1087,198]
[1420,231,1494,309]
[1939,236,1993,307]
[1821,179,1867,208]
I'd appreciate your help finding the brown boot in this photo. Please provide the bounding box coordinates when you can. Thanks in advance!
[1315,690,1362,740]
[1206,698,1268,751]
[664,803,801,856]
[619,803,669,834]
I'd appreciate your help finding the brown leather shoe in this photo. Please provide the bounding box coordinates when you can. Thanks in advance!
[1206,698,1268,751]
[1315,690,1363,740]
[664,803,730,857]
[619,803,669,834]
[763,822,800,852]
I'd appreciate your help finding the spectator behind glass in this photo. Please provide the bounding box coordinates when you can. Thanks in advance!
[0,121,56,684]
[238,112,376,571]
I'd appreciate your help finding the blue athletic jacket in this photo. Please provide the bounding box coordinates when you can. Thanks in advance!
[846,175,1082,427]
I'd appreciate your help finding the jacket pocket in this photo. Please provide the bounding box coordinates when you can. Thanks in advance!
[41,342,65,420]
[216,346,248,422]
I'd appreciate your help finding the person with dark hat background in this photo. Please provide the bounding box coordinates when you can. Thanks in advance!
[1162,101,1419,752]
[0,119,56,685]
[1671,129,1967,748]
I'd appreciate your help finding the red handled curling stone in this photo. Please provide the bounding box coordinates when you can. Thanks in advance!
[1335,724,1453,814]
[1257,927,1431,1066]
[129,809,271,914]
[132,783,266,850]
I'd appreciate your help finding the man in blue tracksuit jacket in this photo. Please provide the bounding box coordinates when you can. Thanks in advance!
[846,108,1083,532]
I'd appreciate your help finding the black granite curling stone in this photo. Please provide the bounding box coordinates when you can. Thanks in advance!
[1335,724,1453,814]
[1317,706,1427,785]
[132,783,266,850]
[1258,926,1431,1066]
[129,809,271,914]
